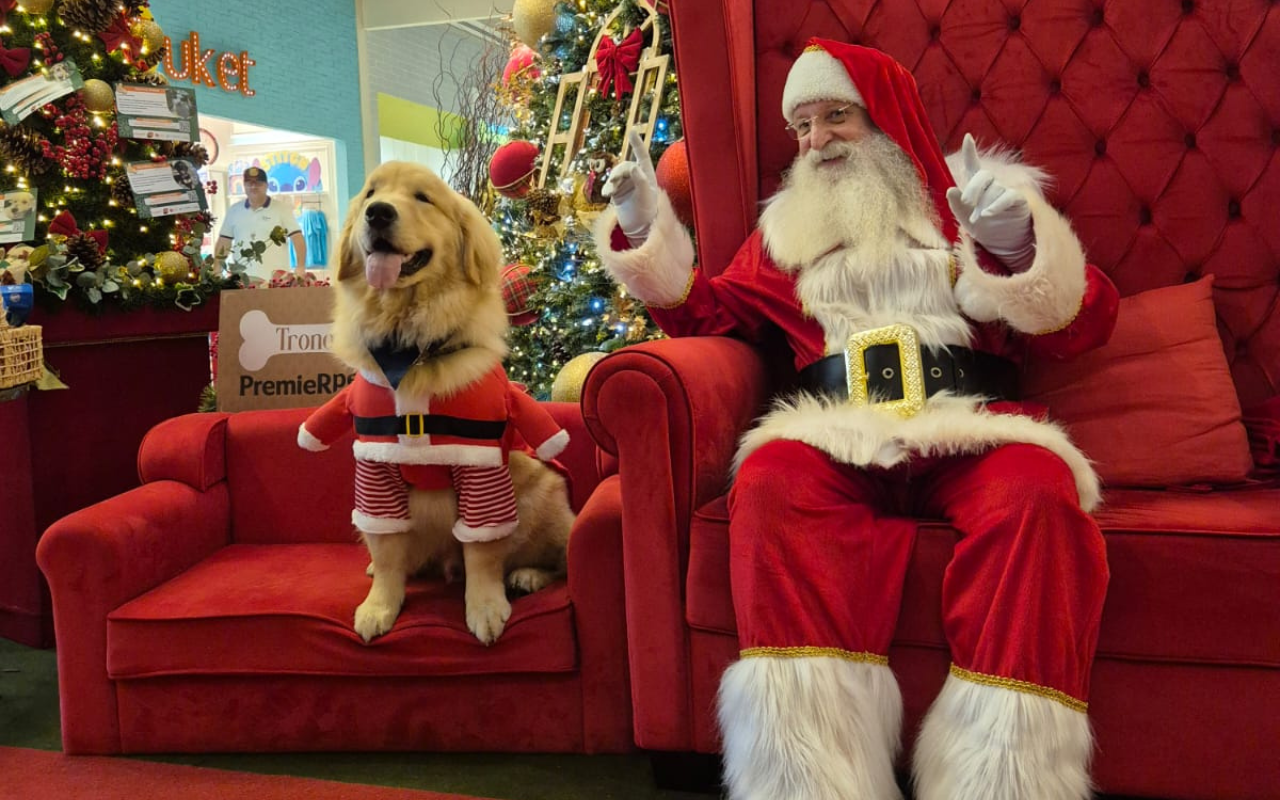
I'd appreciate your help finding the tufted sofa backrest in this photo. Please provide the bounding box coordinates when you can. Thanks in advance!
[668,0,1279,408]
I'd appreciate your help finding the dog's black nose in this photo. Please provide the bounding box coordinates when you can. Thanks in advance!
[365,201,397,229]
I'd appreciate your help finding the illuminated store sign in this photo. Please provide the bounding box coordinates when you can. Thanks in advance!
[161,31,256,97]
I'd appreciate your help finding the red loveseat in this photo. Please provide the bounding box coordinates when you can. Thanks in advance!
[582,1,1280,799]
[36,403,634,755]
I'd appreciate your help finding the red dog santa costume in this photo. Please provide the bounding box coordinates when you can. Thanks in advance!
[596,39,1119,800]
[299,365,568,542]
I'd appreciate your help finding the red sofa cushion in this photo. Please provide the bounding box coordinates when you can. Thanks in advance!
[687,488,1280,667]
[107,543,576,679]
[1023,277,1254,487]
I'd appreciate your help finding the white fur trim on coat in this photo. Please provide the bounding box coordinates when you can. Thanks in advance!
[913,672,1094,800]
[535,429,569,462]
[298,424,328,452]
[593,192,695,307]
[718,656,903,800]
[351,510,414,534]
[946,146,1087,335]
[734,394,1100,512]
[353,441,504,467]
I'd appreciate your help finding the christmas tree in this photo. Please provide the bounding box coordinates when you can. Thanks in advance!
[490,0,688,399]
[0,0,231,311]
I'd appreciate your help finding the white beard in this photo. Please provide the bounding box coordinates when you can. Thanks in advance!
[760,133,972,352]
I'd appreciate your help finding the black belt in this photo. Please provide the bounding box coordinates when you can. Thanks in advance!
[354,413,507,440]
[799,335,1019,409]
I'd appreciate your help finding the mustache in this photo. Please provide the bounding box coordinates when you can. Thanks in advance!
[804,141,855,165]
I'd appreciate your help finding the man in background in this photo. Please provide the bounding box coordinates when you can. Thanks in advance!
[215,165,306,282]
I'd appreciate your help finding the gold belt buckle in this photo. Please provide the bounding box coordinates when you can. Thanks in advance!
[404,414,426,437]
[844,324,926,418]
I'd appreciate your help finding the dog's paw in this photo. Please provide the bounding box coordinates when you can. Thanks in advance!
[354,597,401,643]
[465,594,512,645]
[507,567,557,594]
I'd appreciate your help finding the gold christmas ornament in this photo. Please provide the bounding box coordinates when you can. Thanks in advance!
[154,251,191,282]
[133,19,165,52]
[512,0,557,48]
[22,0,55,13]
[550,351,608,403]
[80,79,115,113]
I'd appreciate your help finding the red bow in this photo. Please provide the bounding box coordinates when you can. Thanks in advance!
[0,42,30,78]
[595,29,643,101]
[49,211,108,254]
[98,14,142,54]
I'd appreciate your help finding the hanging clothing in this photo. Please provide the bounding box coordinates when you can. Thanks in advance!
[292,208,328,268]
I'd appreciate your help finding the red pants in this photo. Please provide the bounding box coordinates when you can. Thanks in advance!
[728,439,1108,705]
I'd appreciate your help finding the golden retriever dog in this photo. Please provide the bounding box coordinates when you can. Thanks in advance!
[330,160,575,645]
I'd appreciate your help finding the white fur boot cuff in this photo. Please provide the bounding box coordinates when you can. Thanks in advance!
[717,655,904,800]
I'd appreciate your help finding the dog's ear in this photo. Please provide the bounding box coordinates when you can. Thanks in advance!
[454,197,502,287]
[336,189,367,282]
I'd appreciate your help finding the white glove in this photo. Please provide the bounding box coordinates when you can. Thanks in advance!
[946,134,1035,272]
[602,130,659,243]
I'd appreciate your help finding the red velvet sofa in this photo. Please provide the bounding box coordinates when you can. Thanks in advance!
[581,1,1280,798]
[36,403,634,755]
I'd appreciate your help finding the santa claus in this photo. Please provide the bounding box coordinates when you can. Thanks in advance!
[596,39,1119,800]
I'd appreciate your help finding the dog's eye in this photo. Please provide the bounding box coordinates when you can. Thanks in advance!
[365,187,375,199]
[414,191,431,204]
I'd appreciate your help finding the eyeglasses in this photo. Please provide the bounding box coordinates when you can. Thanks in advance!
[785,103,855,140]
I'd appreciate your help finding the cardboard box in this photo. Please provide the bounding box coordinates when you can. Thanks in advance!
[216,286,353,412]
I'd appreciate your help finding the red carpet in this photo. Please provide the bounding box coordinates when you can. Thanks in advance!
[0,747,498,800]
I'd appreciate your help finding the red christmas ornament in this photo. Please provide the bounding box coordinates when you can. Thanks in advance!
[501,263,540,326]
[502,44,540,86]
[655,139,694,229]
[489,140,540,199]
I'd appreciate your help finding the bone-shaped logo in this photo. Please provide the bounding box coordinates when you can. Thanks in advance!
[238,309,334,372]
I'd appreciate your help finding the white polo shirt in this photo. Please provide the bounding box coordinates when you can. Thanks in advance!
[218,196,300,279]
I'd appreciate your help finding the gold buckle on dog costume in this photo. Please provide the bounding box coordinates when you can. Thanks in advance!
[844,324,926,419]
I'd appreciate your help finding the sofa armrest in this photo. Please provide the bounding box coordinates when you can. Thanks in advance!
[35,481,230,753]
[138,412,230,490]
[581,336,771,747]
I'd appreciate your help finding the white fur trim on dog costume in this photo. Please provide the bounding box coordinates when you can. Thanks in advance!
[535,429,570,461]
[594,193,696,308]
[452,518,518,542]
[946,145,1087,335]
[297,424,328,452]
[734,393,1101,512]
[913,671,1094,800]
[782,46,866,121]
[718,655,904,800]
[351,510,414,534]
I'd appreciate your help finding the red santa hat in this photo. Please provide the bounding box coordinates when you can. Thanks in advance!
[782,39,959,241]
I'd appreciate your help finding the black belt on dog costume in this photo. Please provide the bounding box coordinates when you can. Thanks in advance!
[354,414,506,440]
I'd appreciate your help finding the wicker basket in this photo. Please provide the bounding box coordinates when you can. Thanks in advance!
[0,324,43,389]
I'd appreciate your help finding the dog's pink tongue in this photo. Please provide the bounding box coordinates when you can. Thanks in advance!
[365,252,403,290]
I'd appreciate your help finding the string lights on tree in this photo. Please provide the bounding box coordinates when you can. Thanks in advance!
[0,0,231,311]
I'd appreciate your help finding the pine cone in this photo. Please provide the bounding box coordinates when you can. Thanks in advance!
[170,141,210,168]
[59,0,120,35]
[65,234,105,270]
[0,125,51,176]
[109,170,135,207]
[137,45,167,73]
[122,64,169,87]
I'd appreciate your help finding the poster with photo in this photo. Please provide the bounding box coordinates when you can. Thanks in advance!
[0,60,84,125]
[125,158,208,218]
[0,188,38,244]
[115,84,199,142]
